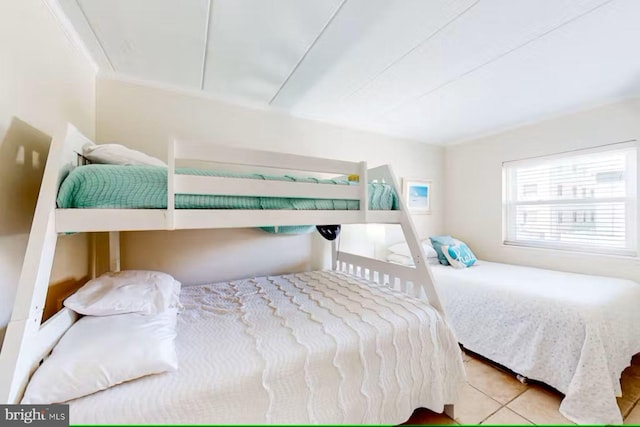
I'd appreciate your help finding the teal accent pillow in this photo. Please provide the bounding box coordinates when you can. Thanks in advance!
[443,243,477,269]
[429,235,456,265]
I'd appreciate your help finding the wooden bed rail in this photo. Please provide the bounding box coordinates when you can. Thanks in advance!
[336,251,425,298]
[167,138,370,229]
[172,140,362,175]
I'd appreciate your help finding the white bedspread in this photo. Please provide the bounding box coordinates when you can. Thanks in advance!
[431,261,640,425]
[68,270,465,425]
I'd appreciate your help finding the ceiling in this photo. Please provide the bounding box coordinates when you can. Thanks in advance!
[59,0,640,145]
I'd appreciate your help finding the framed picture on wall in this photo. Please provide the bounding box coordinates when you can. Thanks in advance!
[402,178,431,214]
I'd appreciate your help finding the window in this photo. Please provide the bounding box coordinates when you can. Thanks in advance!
[503,143,638,256]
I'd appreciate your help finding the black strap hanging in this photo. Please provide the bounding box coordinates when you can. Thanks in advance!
[316,225,341,241]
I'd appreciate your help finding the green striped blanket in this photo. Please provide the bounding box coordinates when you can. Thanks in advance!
[57,165,399,210]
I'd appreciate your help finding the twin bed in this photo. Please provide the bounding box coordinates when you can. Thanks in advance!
[421,259,640,424]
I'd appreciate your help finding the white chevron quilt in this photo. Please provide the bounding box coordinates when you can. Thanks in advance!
[68,270,465,425]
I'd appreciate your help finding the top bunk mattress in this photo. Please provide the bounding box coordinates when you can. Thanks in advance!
[66,270,464,425]
[56,165,399,210]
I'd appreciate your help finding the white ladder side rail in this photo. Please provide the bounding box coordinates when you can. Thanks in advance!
[0,127,68,404]
[386,164,445,316]
[387,166,446,319]
[347,164,446,317]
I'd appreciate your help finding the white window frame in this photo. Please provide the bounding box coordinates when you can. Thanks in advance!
[502,141,639,257]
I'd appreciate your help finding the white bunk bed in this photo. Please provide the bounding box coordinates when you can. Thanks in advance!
[0,123,463,424]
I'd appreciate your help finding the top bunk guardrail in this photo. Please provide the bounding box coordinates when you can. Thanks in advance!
[54,124,404,233]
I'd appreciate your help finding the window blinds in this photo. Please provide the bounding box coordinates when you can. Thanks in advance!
[503,143,637,256]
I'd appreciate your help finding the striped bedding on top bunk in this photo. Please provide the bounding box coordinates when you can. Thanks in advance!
[56,165,399,210]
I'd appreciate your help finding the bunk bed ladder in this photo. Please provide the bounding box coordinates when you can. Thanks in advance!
[333,164,445,316]
[0,127,68,404]
[0,123,449,407]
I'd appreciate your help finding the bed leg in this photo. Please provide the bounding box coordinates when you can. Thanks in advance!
[109,231,121,272]
[444,404,455,420]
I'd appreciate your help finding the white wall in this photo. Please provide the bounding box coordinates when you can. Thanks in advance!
[95,77,444,285]
[0,0,96,341]
[445,98,640,280]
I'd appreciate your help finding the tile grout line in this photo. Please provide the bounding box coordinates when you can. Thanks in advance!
[465,382,505,425]
[467,379,532,425]
[626,399,640,421]
[501,386,575,425]
[503,402,537,426]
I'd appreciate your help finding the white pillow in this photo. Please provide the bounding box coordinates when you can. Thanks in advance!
[387,241,437,258]
[22,310,179,404]
[64,270,181,316]
[83,142,166,167]
[386,253,440,266]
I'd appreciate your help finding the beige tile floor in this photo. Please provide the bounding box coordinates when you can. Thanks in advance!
[403,351,640,425]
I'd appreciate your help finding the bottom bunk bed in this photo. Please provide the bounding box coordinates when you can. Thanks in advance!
[423,260,640,425]
[23,270,465,425]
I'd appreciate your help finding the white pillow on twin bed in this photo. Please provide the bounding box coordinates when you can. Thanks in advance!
[386,253,440,266]
[387,240,438,259]
[64,270,181,316]
[21,309,179,404]
[82,142,166,167]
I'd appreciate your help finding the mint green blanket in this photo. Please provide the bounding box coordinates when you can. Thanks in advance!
[57,165,399,210]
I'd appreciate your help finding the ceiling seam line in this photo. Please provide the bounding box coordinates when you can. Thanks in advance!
[200,0,214,90]
[74,0,115,73]
[268,0,348,105]
[379,0,616,119]
[42,0,99,72]
[338,0,481,104]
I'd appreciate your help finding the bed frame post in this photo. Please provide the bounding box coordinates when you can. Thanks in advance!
[331,240,338,271]
[90,233,97,279]
[109,231,121,272]
[167,137,176,230]
[359,161,368,223]
[444,404,455,419]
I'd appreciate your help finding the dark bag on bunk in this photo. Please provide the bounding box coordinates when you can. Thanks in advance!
[316,225,341,241]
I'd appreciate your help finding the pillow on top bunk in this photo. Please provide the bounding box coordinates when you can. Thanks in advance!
[442,242,477,269]
[83,142,166,167]
[387,240,438,258]
[429,235,457,265]
[22,309,179,404]
[64,270,182,316]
